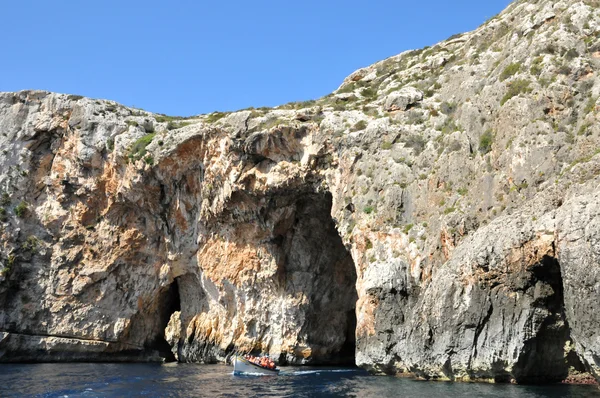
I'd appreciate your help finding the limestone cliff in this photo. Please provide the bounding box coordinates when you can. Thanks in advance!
[1,0,600,385]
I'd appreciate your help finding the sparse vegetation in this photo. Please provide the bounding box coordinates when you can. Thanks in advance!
[530,56,544,76]
[381,141,393,150]
[0,193,10,206]
[479,130,494,154]
[500,79,532,106]
[129,133,156,162]
[578,123,591,136]
[584,97,597,114]
[106,137,115,152]
[1,253,15,274]
[351,120,368,132]
[360,87,377,99]
[440,101,457,115]
[22,235,39,252]
[154,114,186,123]
[499,63,521,81]
[363,206,374,214]
[15,201,27,218]
[440,118,460,135]
[205,112,227,123]
[402,134,427,155]
[407,110,425,125]
[510,181,529,192]
[337,82,357,94]
[564,48,579,61]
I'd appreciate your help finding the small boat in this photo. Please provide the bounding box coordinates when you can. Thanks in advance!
[233,355,280,376]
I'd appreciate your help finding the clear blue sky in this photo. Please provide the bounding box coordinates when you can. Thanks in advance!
[1,1,512,116]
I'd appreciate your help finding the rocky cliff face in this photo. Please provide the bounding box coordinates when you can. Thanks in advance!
[1,0,600,385]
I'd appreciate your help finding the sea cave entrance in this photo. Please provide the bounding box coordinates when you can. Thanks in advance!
[150,278,181,362]
[273,192,358,366]
[511,255,588,384]
[149,191,358,366]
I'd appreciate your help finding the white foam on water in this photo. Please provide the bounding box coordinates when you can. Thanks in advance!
[232,371,276,377]
[292,369,357,375]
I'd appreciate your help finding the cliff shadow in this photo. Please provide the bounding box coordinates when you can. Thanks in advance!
[512,255,588,384]
[147,279,181,362]
[273,192,358,365]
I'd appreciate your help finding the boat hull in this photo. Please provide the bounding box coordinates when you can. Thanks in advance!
[233,356,280,376]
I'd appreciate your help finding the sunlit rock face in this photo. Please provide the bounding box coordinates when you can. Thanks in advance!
[2,0,600,386]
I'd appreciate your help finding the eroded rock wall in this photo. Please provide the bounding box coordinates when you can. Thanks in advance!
[1,0,600,386]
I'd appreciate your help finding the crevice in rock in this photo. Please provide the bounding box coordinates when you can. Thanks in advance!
[512,255,588,384]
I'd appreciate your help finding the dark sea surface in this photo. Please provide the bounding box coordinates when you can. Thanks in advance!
[0,363,598,398]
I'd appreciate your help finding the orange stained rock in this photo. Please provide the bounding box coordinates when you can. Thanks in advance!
[356,293,377,338]
[120,228,146,249]
[440,228,456,261]
[198,238,272,287]
[507,232,555,268]
[174,206,189,231]
[293,346,312,359]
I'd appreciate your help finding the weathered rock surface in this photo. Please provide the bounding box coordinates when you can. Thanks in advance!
[1,0,600,386]
[384,87,423,111]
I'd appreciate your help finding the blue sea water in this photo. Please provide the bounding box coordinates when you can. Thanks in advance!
[0,363,597,398]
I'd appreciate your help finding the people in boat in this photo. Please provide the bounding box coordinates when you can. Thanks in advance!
[243,354,276,370]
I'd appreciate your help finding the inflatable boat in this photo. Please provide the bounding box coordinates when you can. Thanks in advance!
[233,356,280,376]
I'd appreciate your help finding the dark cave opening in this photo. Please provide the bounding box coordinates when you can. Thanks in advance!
[512,255,587,384]
[149,278,181,362]
[276,192,358,366]
[338,309,358,364]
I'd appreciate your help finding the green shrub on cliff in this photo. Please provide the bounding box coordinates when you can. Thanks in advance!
[500,79,532,106]
[129,133,156,162]
[584,97,597,114]
[360,87,377,99]
[440,101,457,115]
[205,112,227,123]
[499,63,521,81]
[479,131,494,154]
[22,235,39,252]
[0,193,10,206]
[15,201,27,218]
[351,120,368,131]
